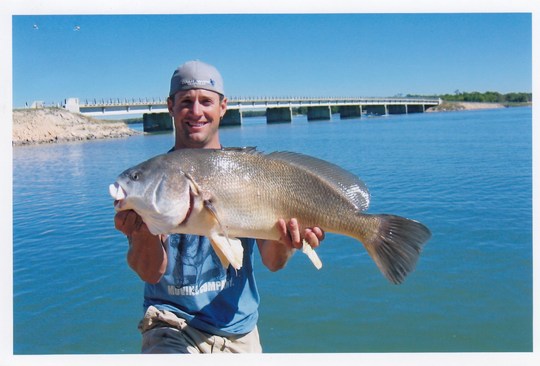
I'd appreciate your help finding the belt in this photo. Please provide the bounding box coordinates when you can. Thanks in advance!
[138,305,188,333]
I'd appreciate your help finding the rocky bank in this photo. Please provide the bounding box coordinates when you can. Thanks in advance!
[12,108,142,146]
[426,101,505,112]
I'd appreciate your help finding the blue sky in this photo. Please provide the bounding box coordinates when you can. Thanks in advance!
[9,9,534,107]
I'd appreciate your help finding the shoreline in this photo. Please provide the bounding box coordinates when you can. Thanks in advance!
[12,108,142,146]
[425,101,507,112]
[12,102,522,146]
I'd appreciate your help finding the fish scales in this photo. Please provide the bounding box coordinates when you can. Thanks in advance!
[182,150,363,238]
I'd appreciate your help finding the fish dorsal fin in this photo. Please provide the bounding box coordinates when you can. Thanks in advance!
[220,146,258,153]
[266,151,370,211]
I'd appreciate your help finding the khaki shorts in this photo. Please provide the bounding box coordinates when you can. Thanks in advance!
[139,305,263,354]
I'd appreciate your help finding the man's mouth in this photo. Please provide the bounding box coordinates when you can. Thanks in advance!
[187,121,209,128]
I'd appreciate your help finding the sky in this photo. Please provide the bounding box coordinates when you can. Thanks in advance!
[6,3,534,108]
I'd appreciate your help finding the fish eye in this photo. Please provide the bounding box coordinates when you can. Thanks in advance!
[130,171,140,181]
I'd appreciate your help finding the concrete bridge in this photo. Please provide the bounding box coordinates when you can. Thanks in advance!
[63,96,441,132]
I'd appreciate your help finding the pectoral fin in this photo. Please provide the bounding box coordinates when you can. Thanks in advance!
[204,199,244,270]
[183,172,202,196]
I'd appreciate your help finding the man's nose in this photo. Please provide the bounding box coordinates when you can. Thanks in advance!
[190,100,203,116]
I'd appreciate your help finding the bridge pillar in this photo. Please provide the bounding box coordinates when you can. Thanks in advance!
[339,105,362,119]
[222,109,242,126]
[307,106,332,121]
[266,107,292,123]
[407,105,425,113]
[143,113,173,132]
[363,105,387,116]
[387,105,407,114]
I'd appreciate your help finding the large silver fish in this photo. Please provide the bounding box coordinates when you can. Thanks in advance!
[109,148,431,284]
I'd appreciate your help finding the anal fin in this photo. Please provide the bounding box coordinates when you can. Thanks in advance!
[302,239,323,270]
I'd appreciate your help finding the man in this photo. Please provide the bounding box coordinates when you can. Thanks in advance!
[114,60,324,353]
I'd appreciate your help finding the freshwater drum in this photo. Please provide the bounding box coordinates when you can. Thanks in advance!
[110,147,431,284]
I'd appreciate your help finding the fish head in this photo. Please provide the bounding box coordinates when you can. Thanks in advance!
[109,155,191,235]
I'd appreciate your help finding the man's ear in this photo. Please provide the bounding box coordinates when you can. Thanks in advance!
[167,96,174,115]
[220,97,228,118]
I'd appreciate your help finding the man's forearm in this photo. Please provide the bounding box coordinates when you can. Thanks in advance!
[256,239,296,272]
[127,232,168,284]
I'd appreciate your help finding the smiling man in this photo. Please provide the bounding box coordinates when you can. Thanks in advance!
[114,60,325,353]
[167,61,226,149]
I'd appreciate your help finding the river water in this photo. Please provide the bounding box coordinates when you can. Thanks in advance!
[12,107,532,355]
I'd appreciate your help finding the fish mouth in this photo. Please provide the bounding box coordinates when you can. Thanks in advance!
[109,182,127,211]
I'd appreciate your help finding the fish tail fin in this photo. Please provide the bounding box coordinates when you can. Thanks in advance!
[355,213,431,284]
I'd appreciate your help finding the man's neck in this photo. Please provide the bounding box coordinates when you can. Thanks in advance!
[173,142,223,151]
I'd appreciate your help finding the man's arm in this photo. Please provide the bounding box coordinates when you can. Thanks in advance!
[114,210,167,284]
[257,218,324,272]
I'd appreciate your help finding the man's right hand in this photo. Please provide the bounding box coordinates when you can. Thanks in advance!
[114,210,150,236]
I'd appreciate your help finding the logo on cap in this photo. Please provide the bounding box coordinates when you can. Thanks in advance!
[181,78,215,88]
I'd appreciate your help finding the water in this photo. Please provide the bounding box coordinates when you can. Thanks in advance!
[12,107,532,354]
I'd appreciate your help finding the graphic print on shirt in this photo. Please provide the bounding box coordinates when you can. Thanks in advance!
[170,234,228,293]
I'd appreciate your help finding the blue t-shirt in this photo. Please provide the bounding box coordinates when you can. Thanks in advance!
[143,234,260,336]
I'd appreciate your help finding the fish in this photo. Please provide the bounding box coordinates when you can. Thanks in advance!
[109,147,431,284]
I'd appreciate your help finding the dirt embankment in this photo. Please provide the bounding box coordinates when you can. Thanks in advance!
[12,108,141,146]
[426,101,506,112]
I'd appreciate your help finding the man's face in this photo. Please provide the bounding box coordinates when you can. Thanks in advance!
[168,89,227,149]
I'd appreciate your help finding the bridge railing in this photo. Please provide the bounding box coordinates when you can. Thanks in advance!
[78,96,441,108]
[79,97,167,107]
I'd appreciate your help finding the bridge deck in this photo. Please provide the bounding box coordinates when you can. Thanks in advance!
[72,96,441,116]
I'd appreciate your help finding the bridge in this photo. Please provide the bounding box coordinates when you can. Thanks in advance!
[63,96,441,132]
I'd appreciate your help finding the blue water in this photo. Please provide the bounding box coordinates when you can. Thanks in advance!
[12,107,532,354]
